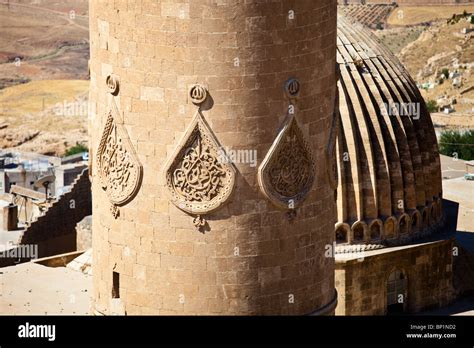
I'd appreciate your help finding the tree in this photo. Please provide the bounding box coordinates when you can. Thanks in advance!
[439,130,474,160]
[65,143,88,157]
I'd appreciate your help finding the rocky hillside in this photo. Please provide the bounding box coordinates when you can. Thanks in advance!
[398,14,474,115]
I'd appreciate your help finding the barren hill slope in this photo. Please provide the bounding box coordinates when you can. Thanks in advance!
[0,1,89,89]
[0,0,89,155]
[0,80,89,156]
[398,16,474,115]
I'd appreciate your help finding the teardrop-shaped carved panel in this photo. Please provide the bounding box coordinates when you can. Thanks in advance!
[258,115,314,209]
[164,112,235,215]
[96,100,142,208]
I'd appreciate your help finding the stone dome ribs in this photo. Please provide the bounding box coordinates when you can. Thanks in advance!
[334,15,443,251]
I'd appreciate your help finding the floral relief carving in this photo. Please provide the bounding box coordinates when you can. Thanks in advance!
[164,111,235,220]
[258,114,314,210]
[97,99,142,217]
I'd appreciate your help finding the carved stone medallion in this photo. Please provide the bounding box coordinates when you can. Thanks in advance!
[285,78,300,98]
[97,100,142,217]
[258,114,314,210]
[189,84,208,105]
[164,111,235,218]
[106,74,120,95]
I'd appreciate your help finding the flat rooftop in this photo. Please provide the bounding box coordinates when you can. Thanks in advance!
[0,261,91,315]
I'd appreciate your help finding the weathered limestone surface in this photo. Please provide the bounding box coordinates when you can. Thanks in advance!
[76,215,92,250]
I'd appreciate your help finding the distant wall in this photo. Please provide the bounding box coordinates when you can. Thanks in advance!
[55,164,88,188]
[64,166,87,187]
[335,238,455,315]
[0,171,6,193]
[4,169,55,195]
[453,244,474,296]
[18,168,91,259]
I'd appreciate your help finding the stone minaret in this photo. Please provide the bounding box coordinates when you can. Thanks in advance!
[89,0,337,315]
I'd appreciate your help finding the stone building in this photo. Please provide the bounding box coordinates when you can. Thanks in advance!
[89,0,338,315]
[88,1,456,316]
[0,151,57,196]
[0,150,87,197]
[333,16,455,315]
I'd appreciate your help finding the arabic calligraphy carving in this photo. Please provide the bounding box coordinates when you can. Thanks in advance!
[97,99,142,218]
[164,111,235,219]
[258,114,314,210]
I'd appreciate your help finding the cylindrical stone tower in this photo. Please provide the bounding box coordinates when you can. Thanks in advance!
[89,0,337,315]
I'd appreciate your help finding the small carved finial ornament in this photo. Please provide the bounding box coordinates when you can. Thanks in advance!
[189,84,208,105]
[285,78,300,98]
[106,74,120,95]
[193,215,206,229]
[287,209,297,221]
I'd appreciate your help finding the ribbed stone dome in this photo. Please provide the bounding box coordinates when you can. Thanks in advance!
[333,16,443,250]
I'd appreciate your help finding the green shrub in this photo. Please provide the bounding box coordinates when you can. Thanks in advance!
[65,143,88,157]
[439,130,474,160]
[426,100,438,113]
